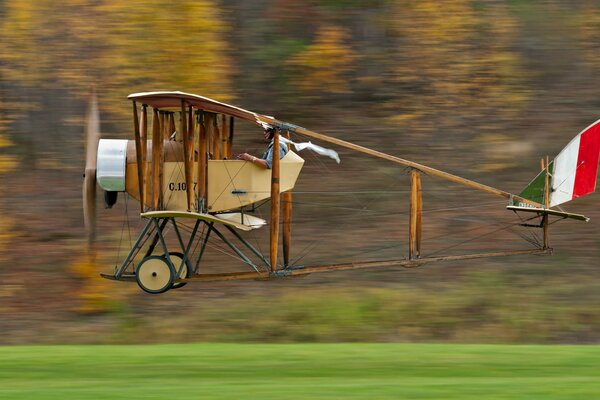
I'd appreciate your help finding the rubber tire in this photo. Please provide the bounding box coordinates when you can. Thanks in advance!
[135,255,175,294]
[166,252,191,289]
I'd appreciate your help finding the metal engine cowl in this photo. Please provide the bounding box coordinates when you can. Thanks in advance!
[97,139,128,192]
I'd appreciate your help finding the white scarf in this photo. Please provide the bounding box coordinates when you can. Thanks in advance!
[280,137,340,164]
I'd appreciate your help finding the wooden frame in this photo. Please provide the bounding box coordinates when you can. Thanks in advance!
[99,91,589,293]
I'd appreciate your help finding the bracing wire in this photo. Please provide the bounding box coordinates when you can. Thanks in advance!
[417,171,541,244]
[113,194,129,273]
[176,221,250,265]
[425,215,541,257]
[292,131,371,211]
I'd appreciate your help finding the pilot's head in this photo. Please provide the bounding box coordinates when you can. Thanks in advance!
[264,127,276,141]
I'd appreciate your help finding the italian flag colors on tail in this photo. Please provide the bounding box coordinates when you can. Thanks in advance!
[519,119,600,207]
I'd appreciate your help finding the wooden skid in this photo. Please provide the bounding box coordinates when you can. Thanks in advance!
[100,273,135,281]
[101,249,549,283]
[177,248,549,283]
[291,249,549,274]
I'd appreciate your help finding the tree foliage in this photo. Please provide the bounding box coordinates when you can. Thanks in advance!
[287,26,357,94]
[0,0,232,121]
[389,1,528,128]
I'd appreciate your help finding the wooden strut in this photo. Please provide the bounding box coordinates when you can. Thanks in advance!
[204,113,211,158]
[163,112,170,139]
[266,122,542,208]
[140,105,148,210]
[409,169,422,260]
[211,113,220,160]
[282,130,293,267]
[227,116,234,159]
[197,111,207,212]
[132,101,145,213]
[169,113,176,141]
[204,113,213,159]
[188,105,194,207]
[270,129,281,271]
[416,170,422,256]
[543,155,550,249]
[161,111,168,140]
[221,114,228,159]
[181,101,193,211]
[151,108,163,210]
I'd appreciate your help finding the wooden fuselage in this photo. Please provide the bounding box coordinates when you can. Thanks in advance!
[124,140,304,212]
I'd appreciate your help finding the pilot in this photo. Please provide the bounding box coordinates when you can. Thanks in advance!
[237,127,288,169]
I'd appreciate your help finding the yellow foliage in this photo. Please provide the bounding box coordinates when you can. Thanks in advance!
[387,112,423,124]
[0,97,19,138]
[70,250,112,314]
[574,4,600,68]
[0,0,232,123]
[0,134,14,149]
[287,26,357,93]
[407,1,477,43]
[391,0,527,121]
[0,154,18,174]
[0,217,17,261]
[38,157,68,171]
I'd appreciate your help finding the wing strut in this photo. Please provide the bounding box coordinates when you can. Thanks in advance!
[543,156,550,249]
[409,169,423,260]
[151,108,163,210]
[270,129,281,272]
[181,100,193,211]
[197,112,207,212]
[282,131,293,267]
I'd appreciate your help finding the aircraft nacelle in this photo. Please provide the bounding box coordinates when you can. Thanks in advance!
[97,138,304,212]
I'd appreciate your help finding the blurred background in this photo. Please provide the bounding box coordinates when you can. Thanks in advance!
[1,0,599,345]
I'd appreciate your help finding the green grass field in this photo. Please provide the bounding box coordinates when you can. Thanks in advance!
[1,343,599,399]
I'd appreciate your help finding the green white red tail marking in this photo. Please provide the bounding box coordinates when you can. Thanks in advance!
[519,119,600,207]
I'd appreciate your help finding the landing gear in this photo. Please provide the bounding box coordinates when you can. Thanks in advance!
[108,215,272,294]
[135,256,175,294]
[167,252,191,289]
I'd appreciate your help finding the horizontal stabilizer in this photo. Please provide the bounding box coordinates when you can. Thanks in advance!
[507,205,589,222]
[518,119,600,207]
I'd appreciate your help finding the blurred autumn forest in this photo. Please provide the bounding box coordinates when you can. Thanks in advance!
[1,0,600,344]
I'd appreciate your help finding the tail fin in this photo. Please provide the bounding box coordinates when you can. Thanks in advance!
[519,119,600,207]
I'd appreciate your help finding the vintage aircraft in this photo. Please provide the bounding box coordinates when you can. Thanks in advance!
[83,91,600,294]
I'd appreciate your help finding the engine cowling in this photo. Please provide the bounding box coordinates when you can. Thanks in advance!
[97,139,128,192]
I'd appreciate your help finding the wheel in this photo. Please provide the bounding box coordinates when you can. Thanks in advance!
[135,256,175,294]
[166,252,191,289]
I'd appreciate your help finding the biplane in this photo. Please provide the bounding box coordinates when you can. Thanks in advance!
[83,91,600,294]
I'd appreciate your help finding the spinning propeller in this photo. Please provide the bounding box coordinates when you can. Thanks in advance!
[83,90,100,242]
